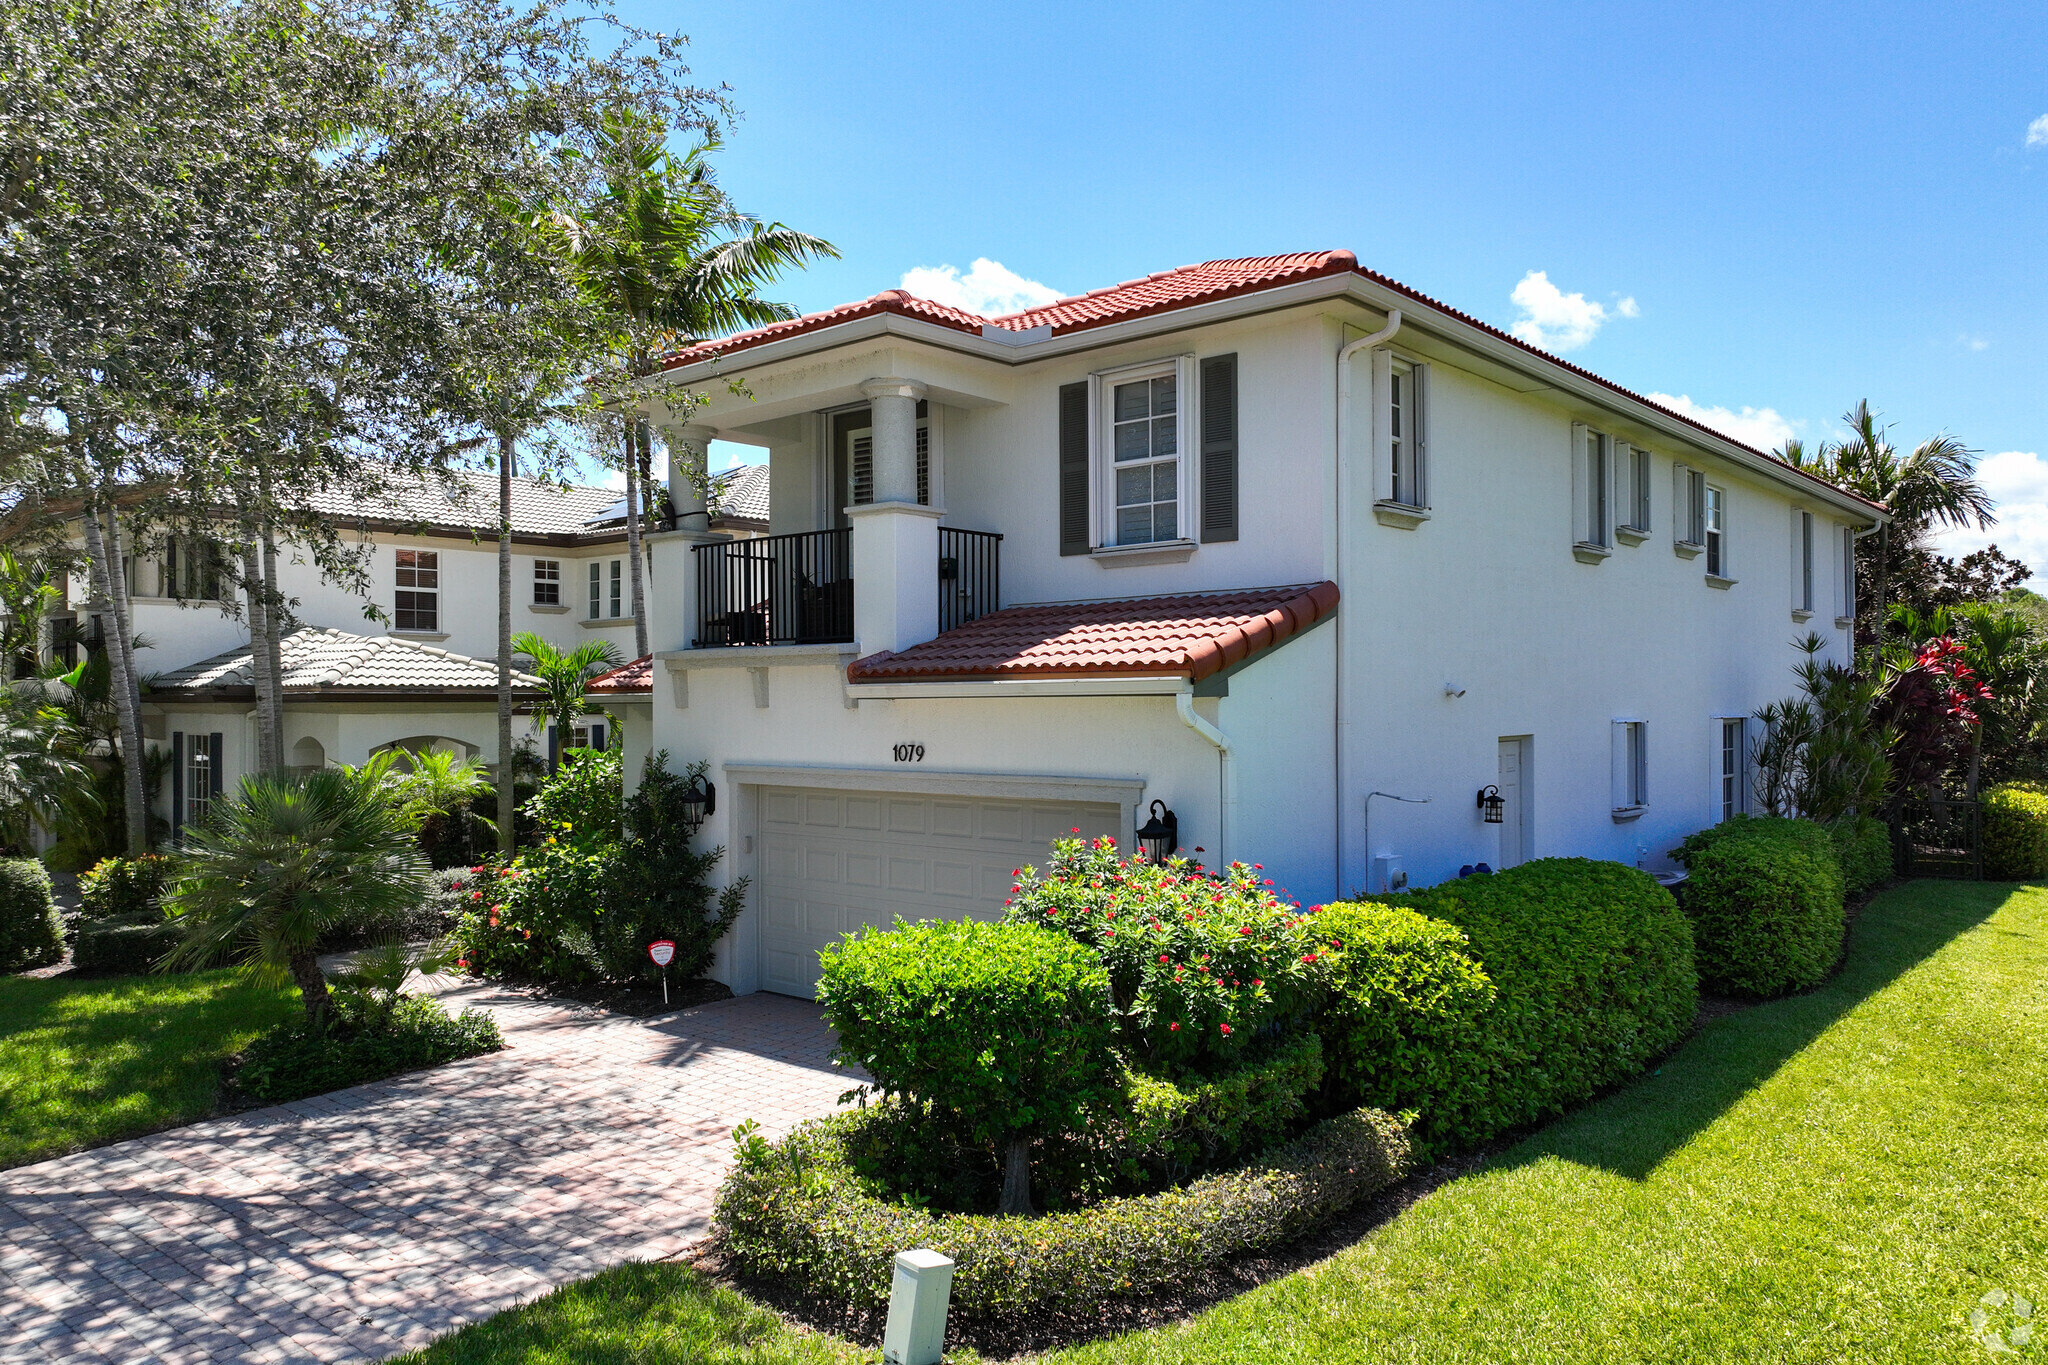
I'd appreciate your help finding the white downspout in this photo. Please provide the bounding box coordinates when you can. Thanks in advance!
[1331,309,1401,899]
[1177,688,1230,869]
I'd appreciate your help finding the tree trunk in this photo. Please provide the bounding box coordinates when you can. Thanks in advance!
[1872,523,1890,646]
[79,491,150,854]
[257,481,285,768]
[98,502,150,852]
[238,521,278,774]
[286,942,333,1027]
[998,1136,1034,1217]
[496,430,516,858]
[624,420,649,660]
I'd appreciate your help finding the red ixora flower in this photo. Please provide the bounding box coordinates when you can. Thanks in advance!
[1169,1022,1181,1031]
[1238,925,1253,936]
[1302,952,1318,963]
[1219,1023,1232,1035]
[1158,954,1170,963]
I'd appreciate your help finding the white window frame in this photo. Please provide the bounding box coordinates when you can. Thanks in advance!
[1572,423,1613,554]
[1619,444,1652,537]
[588,561,601,619]
[1611,718,1647,819]
[394,549,439,633]
[1717,716,1748,822]
[186,732,215,825]
[1673,464,1707,554]
[608,558,622,618]
[1704,484,1730,580]
[1373,351,1429,510]
[1792,508,1815,617]
[1092,355,1195,549]
[533,558,561,606]
[844,408,939,509]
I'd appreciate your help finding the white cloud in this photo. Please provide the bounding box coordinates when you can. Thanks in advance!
[1645,392,1796,453]
[1507,271,1636,351]
[1959,333,1991,352]
[899,259,1062,317]
[2027,113,2048,148]
[1928,449,2048,577]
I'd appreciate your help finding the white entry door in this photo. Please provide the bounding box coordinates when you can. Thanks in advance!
[1496,737,1532,868]
[754,785,1121,998]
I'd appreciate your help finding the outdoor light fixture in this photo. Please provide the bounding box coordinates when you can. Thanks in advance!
[678,774,716,835]
[1135,800,1179,865]
[1476,785,1505,825]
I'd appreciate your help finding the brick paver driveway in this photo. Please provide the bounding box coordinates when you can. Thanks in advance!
[0,979,847,1363]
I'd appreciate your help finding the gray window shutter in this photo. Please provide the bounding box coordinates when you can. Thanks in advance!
[171,732,184,834]
[1058,381,1090,555]
[1200,354,1239,543]
[209,733,224,798]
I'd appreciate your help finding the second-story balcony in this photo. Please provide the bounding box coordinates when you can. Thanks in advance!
[693,525,1000,649]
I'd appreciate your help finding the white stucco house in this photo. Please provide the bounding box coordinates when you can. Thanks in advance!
[19,463,768,829]
[595,249,1882,999]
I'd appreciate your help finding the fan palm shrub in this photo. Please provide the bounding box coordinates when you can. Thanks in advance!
[164,768,428,1024]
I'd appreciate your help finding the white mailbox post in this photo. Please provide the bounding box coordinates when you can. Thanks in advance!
[881,1248,954,1365]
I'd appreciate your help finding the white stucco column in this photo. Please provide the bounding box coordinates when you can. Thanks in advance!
[851,377,938,656]
[661,421,717,531]
[645,525,724,654]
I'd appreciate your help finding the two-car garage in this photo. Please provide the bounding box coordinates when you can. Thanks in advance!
[750,780,1126,998]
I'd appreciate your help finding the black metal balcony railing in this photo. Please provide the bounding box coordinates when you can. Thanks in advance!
[692,524,1003,648]
[939,526,1003,633]
[693,528,853,647]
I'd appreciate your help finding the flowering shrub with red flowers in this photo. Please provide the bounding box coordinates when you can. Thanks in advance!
[1004,834,1326,1072]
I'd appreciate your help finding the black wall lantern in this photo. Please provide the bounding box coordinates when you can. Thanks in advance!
[1476,785,1505,825]
[678,774,716,836]
[1135,800,1179,865]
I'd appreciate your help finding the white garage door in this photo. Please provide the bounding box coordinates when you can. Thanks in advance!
[755,785,1122,998]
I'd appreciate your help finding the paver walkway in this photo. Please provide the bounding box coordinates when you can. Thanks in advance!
[0,976,848,1363]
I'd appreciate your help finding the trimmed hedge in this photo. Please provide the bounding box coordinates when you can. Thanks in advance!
[817,919,1117,1187]
[1338,857,1696,1149]
[1115,1033,1325,1186]
[715,1102,1411,1320]
[78,856,172,922]
[0,858,64,972]
[233,991,501,1103]
[1831,816,1895,898]
[72,910,183,975]
[1673,816,1845,997]
[1310,900,1496,1137]
[1982,784,2048,882]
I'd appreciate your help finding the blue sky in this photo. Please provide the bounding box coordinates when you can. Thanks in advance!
[625,1,2048,571]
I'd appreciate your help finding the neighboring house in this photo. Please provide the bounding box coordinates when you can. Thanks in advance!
[18,462,767,826]
[610,249,1881,999]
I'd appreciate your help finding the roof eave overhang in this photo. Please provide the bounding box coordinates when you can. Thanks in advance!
[659,275,1883,525]
[151,685,544,703]
[844,673,1191,699]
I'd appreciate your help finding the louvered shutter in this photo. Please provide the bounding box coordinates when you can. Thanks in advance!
[915,425,930,506]
[1058,381,1090,555]
[1199,354,1239,542]
[171,732,184,835]
[209,733,224,798]
[850,432,875,505]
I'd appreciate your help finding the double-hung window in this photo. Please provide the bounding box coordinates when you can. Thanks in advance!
[1704,485,1728,578]
[1620,445,1652,536]
[1792,509,1815,615]
[533,559,561,606]
[186,732,215,825]
[1109,368,1182,545]
[609,559,623,617]
[394,550,439,632]
[1719,718,1747,821]
[1573,425,1612,553]
[588,559,623,618]
[1386,357,1427,509]
[1611,719,1647,817]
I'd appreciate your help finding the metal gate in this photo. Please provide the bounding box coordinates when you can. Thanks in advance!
[1891,798,1981,880]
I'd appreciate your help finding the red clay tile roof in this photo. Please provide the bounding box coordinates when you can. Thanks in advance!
[656,249,1880,513]
[847,582,1339,683]
[586,655,652,694]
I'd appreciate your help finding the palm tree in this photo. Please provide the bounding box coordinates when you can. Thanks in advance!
[164,768,428,1025]
[0,688,84,851]
[557,113,837,658]
[511,631,623,771]
[1779,402,1995,640]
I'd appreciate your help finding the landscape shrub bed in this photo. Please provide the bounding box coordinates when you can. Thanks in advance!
[1981,783,2048,882]
[72,910,183,975]
[1343,857,1696,1149]
[0,857,64,973]
[78,855,172,922]
[1673,816,1845,997]
[233,991,500,1104]
[715,1102,1411,1320]
[1830,815,1895,898]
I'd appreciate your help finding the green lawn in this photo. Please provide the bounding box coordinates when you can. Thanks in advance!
[0,968,297,1169]
[402,880,2045,1363]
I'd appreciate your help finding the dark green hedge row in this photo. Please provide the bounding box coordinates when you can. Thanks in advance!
[715,1103,1411,1320]
[72,911,183,975]
[1831,817,1895,899]
[1982,784,2048,882]
[78,856,172,922]
[233,993,501,1104]
[1673,816,1846,997]
[0,858,63,973]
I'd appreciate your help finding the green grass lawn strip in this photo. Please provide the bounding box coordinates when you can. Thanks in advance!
[0,969,297,1169]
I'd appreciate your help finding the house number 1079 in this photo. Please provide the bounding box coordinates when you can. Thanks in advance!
[892,743,925,763]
